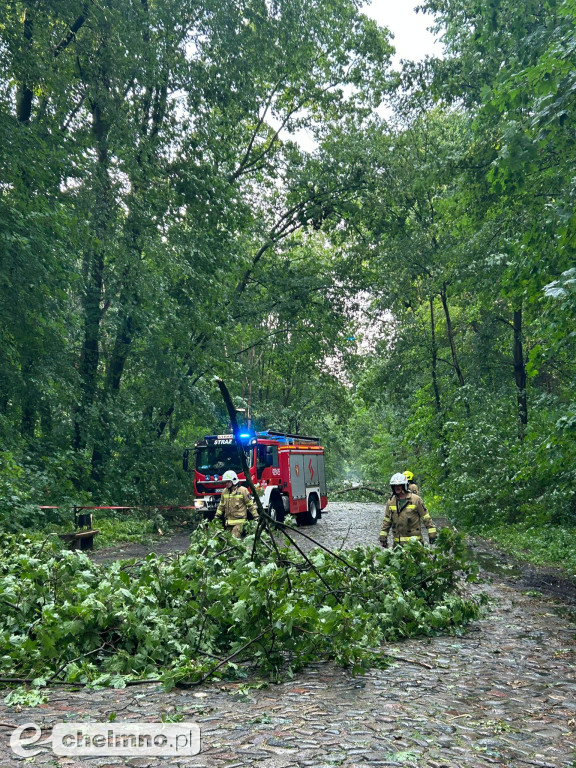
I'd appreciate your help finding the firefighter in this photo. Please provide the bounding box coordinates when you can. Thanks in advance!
[403,470,419,495]
[379,472,437,548]
[215,470,258,538]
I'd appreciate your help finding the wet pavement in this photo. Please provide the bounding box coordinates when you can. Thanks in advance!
[1,502,575,767]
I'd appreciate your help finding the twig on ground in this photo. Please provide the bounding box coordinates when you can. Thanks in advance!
[178,625,275,687]
[387,654,433,670]
[47,645,107,683]
[274,520,360,573]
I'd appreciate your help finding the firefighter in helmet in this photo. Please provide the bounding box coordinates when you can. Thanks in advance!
[403,470,419,495]
[379,472,437,548]
[215,470,258,538]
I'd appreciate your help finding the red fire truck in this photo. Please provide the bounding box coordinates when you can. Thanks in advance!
[183,430,328,525]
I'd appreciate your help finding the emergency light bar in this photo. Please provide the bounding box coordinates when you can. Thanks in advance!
[258,430,320,445]
[203,432,256,444]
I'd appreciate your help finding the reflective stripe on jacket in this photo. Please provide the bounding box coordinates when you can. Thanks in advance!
[379,492,436,544]
[215,485,258,524]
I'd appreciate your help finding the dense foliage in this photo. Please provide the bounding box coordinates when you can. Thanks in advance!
[0,0,391,509]
[0,527,480,690]
[338,0,576,561]
[2,1,576,565]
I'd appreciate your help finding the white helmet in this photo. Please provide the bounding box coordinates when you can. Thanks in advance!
[390,472,409,491]
[222,470,239,484]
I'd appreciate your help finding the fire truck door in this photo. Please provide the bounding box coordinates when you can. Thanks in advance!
[305,455,319,488]
[289,454,306,499]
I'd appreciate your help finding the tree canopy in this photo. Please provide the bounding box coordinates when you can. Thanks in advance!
[2,0,576,552]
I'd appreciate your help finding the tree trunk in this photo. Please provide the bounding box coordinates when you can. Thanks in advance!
[91,280,138,481]
[513,305,528,440]
[106,311,135,392]
[429,296,442,416]
[14,9,39,438]
[156,402,175,439]
[16,9,33,124]
[94,43,169,458]
[429,295,449,473]
[73,103,110,453]
[75,252,104,450]
[440,282,470,417]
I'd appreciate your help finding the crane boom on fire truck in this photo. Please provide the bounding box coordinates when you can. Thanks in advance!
[183,430,328,525]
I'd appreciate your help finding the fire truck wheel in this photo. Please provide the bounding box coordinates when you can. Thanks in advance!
[298,495,319,526]
[269,494,285,525]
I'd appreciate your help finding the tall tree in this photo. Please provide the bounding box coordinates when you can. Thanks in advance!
[0,0,394,502]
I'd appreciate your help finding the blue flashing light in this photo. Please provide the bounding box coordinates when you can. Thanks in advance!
[240,433,251,438]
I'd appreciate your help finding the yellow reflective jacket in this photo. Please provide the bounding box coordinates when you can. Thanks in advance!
[215,485,258,524]
[379,492,436,544]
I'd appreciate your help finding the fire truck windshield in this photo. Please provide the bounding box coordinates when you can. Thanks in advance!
[195,444,254,476]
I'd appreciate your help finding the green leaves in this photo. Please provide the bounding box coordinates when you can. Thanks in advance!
[0,0,396,503]
[4,687,48,708]
[0,527,480,688]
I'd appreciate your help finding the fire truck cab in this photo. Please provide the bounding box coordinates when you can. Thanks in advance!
[183,430,328,525]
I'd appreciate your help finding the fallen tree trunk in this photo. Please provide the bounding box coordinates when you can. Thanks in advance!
[331,485,388,497]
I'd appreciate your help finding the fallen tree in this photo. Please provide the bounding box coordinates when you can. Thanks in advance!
[331,485,388,497]
[0,524,482,691]
[1,380,481,692]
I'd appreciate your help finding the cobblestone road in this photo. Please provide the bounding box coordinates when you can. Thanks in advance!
[1,502,575,768]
